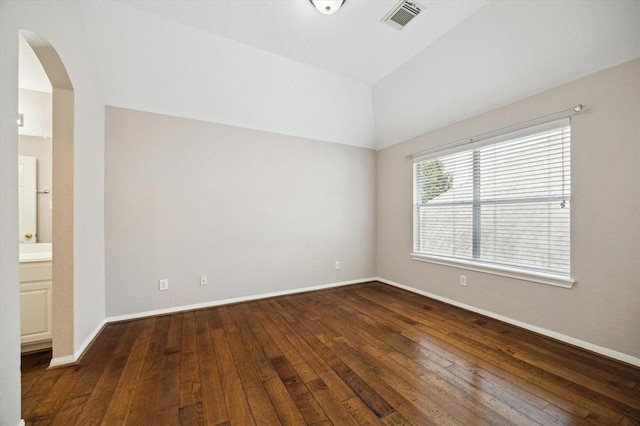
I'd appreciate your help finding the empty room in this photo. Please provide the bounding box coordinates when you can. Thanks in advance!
[1,0,639,425]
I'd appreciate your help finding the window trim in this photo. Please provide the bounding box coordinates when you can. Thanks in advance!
[412,118,573,286]
[410,252,575,289]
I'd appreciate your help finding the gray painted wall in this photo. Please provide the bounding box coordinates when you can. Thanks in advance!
[105,107,377,317]
[377,58,640,359]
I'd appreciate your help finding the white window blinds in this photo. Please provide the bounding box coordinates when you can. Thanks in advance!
[413,118,571,277]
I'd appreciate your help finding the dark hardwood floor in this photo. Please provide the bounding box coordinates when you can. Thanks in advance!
[21,282,640,425]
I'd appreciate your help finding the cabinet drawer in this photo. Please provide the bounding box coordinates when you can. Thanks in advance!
[20,261,52,283]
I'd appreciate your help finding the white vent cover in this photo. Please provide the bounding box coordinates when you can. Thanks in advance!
[382,0,422,30]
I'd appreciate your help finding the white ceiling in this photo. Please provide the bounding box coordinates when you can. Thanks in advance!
[373,0,640,147]
[20,1,640,149]
[116,0,487,85]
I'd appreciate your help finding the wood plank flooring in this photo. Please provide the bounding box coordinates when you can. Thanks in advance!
[21,282,640,425]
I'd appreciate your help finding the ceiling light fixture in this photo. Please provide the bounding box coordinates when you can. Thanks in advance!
[310,0,345,15]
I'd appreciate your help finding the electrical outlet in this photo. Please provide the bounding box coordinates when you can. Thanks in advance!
[200,275,208,286]
[159,279,169,291]
[335,261,340,270]
[459,275,467,287]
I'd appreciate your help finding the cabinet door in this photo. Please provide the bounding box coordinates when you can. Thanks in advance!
[20,281,53,344]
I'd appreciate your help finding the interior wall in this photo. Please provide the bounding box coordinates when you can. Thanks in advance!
[0,2,106,423]
[105,107,376,317]
[0,13,21,425]
[376,58,640,360]
[50,86,75,360]
[80,1,375,149]
[18,88,51,138]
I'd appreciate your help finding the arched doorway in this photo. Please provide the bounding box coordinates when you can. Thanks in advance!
[19,30,74,363]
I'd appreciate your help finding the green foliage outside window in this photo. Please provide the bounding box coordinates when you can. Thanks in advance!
[416,160,453,203]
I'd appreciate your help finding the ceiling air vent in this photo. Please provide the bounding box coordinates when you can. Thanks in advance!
[382,0,422,30]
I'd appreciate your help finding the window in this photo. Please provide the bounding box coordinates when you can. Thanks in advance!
[412,119,571,282]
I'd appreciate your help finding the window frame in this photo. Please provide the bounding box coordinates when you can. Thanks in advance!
[411,119,575,288]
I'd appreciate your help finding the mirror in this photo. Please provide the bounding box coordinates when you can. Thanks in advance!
[18,155,38,243]
[18,138,52,244]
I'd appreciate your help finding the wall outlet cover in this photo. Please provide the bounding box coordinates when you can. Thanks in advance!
[159,279,169,291]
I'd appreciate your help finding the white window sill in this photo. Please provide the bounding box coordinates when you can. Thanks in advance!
[410,253,575,289]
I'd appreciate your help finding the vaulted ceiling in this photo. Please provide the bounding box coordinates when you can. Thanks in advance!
[19,1,640,149]
[112,0,487,85]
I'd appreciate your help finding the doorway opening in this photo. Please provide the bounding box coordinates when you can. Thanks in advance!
[18,30,75,367]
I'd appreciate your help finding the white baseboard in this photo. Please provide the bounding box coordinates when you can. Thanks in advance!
[54,276,638,369]
[48,355,75,368]
[106,277,376,324]
[74,320,107,361]
[48,320,107,368]
[53,278,373,367]
[376,277,640,368]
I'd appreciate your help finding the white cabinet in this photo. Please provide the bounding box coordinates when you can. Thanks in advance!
[20,260,52,352]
